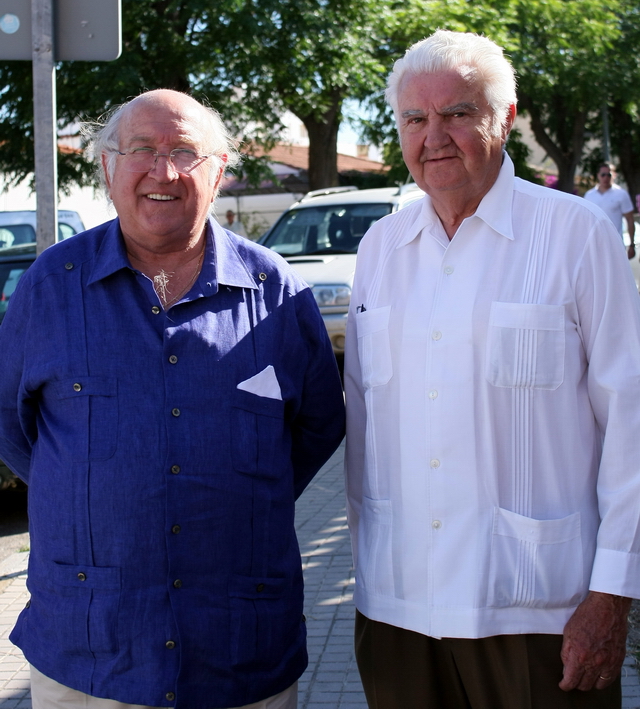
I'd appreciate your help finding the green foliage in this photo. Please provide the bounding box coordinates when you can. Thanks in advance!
[3,0,640,197]
[511,0,623,190]
[0,0,235,193]
[506,128,543,185]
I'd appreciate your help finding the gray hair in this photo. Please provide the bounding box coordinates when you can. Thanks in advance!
[386,30,517,132]
[83,89,241,194]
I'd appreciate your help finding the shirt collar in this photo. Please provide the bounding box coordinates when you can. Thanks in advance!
[395,151,516,249]
[88,217,258,292]
[472,152,515,241]
[205,219,258,292]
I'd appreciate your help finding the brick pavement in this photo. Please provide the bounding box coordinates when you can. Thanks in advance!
[0,441,638,708]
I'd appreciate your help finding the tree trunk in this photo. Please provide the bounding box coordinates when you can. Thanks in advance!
[296,90,342,191]
[610,102,640,210]
[518,92,587,194]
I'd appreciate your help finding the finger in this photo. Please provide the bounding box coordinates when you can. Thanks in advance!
[595,672,617,690]
[559,664,583,692]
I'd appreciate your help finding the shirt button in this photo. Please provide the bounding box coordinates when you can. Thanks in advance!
[77,572,87,581]
[432,520,442,529]
[430,459,440,469]
[171,408,180,417]
[166,692,175,701]
[64,262,74,270]
[444,265,454,275]
[429,390,438,400]
[256,583,265,592]
[151,306,161,314]
[73,383,82,392]
[173,579,182,588]
[171,465,181,474]
[169,355,178,364]
[432,330,442,341]
[258,272,267,281]
[165,640,176,649]
[171,525,181,534]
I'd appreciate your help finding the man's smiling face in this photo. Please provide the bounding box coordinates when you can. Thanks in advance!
[104,92,221,253]
[397,69,512,209]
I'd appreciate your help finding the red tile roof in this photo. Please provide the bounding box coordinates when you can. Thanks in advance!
[247,143,387,173]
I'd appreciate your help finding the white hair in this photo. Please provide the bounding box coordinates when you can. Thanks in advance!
[386,30,517,132]
[83,89,241,194]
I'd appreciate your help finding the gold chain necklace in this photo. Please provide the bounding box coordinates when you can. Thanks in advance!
[153,246,205,309]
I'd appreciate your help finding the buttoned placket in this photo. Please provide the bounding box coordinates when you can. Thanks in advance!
[425,255,460,539]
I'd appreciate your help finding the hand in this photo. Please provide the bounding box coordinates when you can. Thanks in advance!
[628,244,636,259]
[559,591,631,692]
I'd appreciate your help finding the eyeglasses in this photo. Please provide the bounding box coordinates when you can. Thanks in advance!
[599,172,612,177]
[116,147,211,173]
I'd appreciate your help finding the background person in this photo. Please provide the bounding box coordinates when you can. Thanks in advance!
[344,30,640,709]
[0,89,345,709]
[223,208,248,237]
[584,163,636,258]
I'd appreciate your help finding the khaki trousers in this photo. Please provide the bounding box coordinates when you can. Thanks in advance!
[30,665,298,709]
[355,610,621,709]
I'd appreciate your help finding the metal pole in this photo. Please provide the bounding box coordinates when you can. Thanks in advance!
[32,0,57,254]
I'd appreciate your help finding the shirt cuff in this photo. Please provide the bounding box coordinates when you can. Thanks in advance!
[590,547,640,599]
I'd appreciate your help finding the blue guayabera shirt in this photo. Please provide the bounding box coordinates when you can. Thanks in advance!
[0,218,345,709]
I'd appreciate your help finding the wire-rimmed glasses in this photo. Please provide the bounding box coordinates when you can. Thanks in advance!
[116,147,211,174]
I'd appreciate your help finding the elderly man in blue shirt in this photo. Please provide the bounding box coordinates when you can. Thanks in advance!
[0,89,345,709]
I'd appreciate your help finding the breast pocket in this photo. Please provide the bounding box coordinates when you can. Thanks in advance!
[48,376,118,461]
[231,389,286,479]
[485,302,565,390]
[356,306,393,389]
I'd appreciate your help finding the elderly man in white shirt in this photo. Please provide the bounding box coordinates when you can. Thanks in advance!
[344,30,640,709]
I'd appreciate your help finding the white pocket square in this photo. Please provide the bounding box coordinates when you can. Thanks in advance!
[237,365,282,400]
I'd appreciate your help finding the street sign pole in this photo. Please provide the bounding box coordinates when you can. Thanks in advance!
[31,0,57,254]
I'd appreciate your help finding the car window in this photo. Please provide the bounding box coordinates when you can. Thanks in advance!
[0,261,32,324]
[0,222,78,248]
[0,224,36,247]
[263,203,392,256]
[59,222,78,240]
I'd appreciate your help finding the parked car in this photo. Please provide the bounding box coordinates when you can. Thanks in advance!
[260,184,424,358]
[0,209,85,249]
[0,211,85,489]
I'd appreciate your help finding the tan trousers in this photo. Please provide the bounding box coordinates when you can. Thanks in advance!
[30,665,298,709]
[355,610,621,709]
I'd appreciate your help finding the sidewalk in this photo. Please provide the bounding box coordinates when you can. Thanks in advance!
[0,442,638,708]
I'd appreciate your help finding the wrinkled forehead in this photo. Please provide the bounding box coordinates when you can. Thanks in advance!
[398,67,488,111]
[119,97,209,148]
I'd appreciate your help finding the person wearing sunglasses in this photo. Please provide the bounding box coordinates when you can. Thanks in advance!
[584,164,636,258]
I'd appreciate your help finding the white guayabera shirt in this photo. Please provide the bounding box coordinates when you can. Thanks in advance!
[344,154,640,640]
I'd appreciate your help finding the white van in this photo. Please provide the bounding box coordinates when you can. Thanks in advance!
[260,184,424,357]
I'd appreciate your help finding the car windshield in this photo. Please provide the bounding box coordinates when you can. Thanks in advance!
[263,203,393,256]
[0,260,32,324]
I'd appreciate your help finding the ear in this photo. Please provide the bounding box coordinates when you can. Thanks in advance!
[502,104,517,142]
[210,154,228,202]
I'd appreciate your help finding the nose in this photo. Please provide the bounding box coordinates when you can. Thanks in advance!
[423,115,450,151]
[149,154,179,180]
